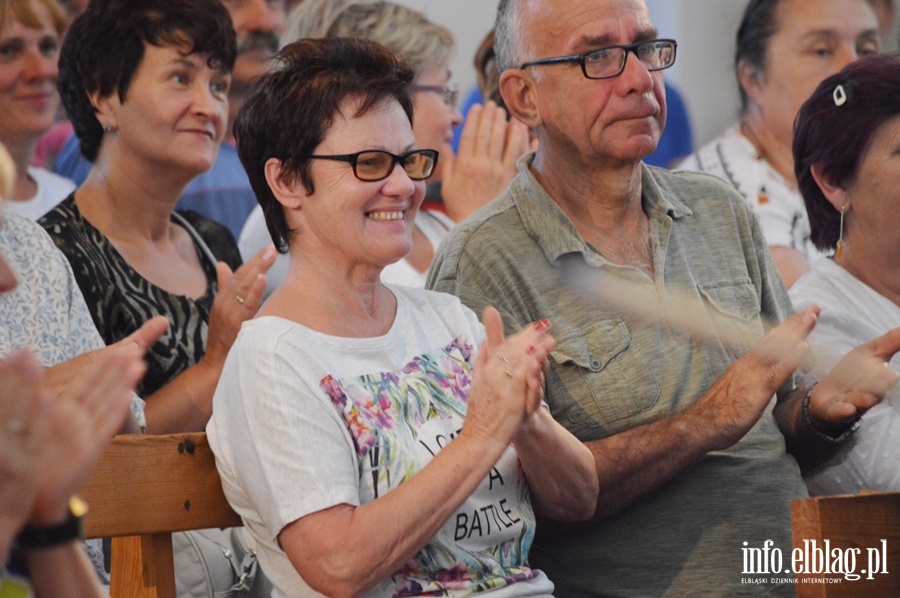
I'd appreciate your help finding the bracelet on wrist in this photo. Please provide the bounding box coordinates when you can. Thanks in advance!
[801,384,860,444]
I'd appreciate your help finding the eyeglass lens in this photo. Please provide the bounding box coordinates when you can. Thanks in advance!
[442,88,459,109]
[585,40,675,78]
[413,85,459,109]
[355,151,436,181]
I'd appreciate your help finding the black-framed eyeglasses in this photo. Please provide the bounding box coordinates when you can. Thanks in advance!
[411,85,459,109]
[308,149,439,182]
[519,39,677,80]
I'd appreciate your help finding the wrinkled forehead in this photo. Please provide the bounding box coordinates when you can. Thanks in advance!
[522,0,655,56]
[772,0,879,35]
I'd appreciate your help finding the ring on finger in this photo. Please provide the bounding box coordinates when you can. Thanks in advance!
[235,295,246,305]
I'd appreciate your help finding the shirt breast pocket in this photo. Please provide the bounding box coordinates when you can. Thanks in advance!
[548,319,660,437]
[697,278,764,360]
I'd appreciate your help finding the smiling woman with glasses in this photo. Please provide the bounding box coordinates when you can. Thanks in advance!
[239,0,535,295]
[213,36,598,598]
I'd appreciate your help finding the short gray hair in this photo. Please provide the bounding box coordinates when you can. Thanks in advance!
[495,0,527,73]
[282,0,455,78]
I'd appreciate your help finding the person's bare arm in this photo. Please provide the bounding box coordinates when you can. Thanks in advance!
[489,310,597,522]
[514,407,598,521]
[578,307,817,522]
[43,316,168,434]
[0,350,48,561]
[18,343,145,597]
[23,542,108,598]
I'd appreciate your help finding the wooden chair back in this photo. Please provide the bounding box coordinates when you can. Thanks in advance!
[79,432,242,598]
[791,491,900,597]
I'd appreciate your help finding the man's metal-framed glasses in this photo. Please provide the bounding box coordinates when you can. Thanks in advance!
[411,85,460,109]
[519,39,677,80]
[308,149,439,182]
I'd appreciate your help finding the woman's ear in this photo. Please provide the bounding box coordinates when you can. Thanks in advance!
[499,69,542,130]
[264,158,305,210]
[810,163,850,212]
[88,90,118,131]
[737,60,765,107]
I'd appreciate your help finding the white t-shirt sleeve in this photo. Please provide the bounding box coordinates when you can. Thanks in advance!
[210,323,361,541]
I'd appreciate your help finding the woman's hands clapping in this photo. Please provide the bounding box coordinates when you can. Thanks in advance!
[202,244,276,370]
[0,342,145,560]
[462,306,556,449]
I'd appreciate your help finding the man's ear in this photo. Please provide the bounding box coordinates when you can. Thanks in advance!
[499,69,542,130]
[810,163,850,212]
[264,158,306,210]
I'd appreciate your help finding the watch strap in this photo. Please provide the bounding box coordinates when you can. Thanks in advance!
[16,496,87,550]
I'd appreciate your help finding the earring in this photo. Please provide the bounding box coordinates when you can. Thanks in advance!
[835,205,846,259]
[102,123,117,133]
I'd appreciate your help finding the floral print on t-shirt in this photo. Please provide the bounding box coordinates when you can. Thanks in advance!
[321,336,539,597]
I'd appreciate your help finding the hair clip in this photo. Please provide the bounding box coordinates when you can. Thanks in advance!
[833,84,847,107]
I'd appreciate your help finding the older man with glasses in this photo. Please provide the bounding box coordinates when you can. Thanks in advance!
[428,0,900,595]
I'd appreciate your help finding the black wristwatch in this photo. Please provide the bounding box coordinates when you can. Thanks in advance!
[16,497,88,550]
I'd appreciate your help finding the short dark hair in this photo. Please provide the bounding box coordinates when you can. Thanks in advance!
[734,0,785,116]
[793,54,900,251]
[234,37,415,253]
[58,0,236,163]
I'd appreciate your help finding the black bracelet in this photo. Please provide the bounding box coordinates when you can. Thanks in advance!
[15,497,87,550]
[801,384,860,444]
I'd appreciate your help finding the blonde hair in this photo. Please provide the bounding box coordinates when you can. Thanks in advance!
[0,0,68,37]
[282,0,455,78]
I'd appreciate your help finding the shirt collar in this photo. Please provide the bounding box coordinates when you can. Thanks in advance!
[510,152,692,265]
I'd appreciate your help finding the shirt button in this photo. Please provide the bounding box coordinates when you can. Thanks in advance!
[590,358,602,371]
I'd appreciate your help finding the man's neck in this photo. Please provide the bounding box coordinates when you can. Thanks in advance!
[531,147,645,230]
[531,148,653,276]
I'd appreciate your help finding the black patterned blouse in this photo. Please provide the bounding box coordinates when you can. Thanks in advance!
[40,194,242,397]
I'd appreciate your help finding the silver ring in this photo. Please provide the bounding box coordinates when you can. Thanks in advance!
[235,295,246,305]
[6,420,24,434]
[503,367,513,378]
[497,354,509,363]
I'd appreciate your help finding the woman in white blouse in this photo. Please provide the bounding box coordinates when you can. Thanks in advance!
[790,54,900,494]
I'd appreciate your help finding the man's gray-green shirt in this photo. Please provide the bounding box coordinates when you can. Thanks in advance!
[427,154,806,597]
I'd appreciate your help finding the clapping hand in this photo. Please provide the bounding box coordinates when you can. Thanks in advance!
[807,327,900,434]
[440,102,533,222]
[0,341,145,562]
[203,244,276,369]
[462,307,556,448]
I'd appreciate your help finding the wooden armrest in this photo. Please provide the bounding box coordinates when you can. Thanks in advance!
[78,432,242,598]
[80,432,241,538]
[791,492,900,597]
